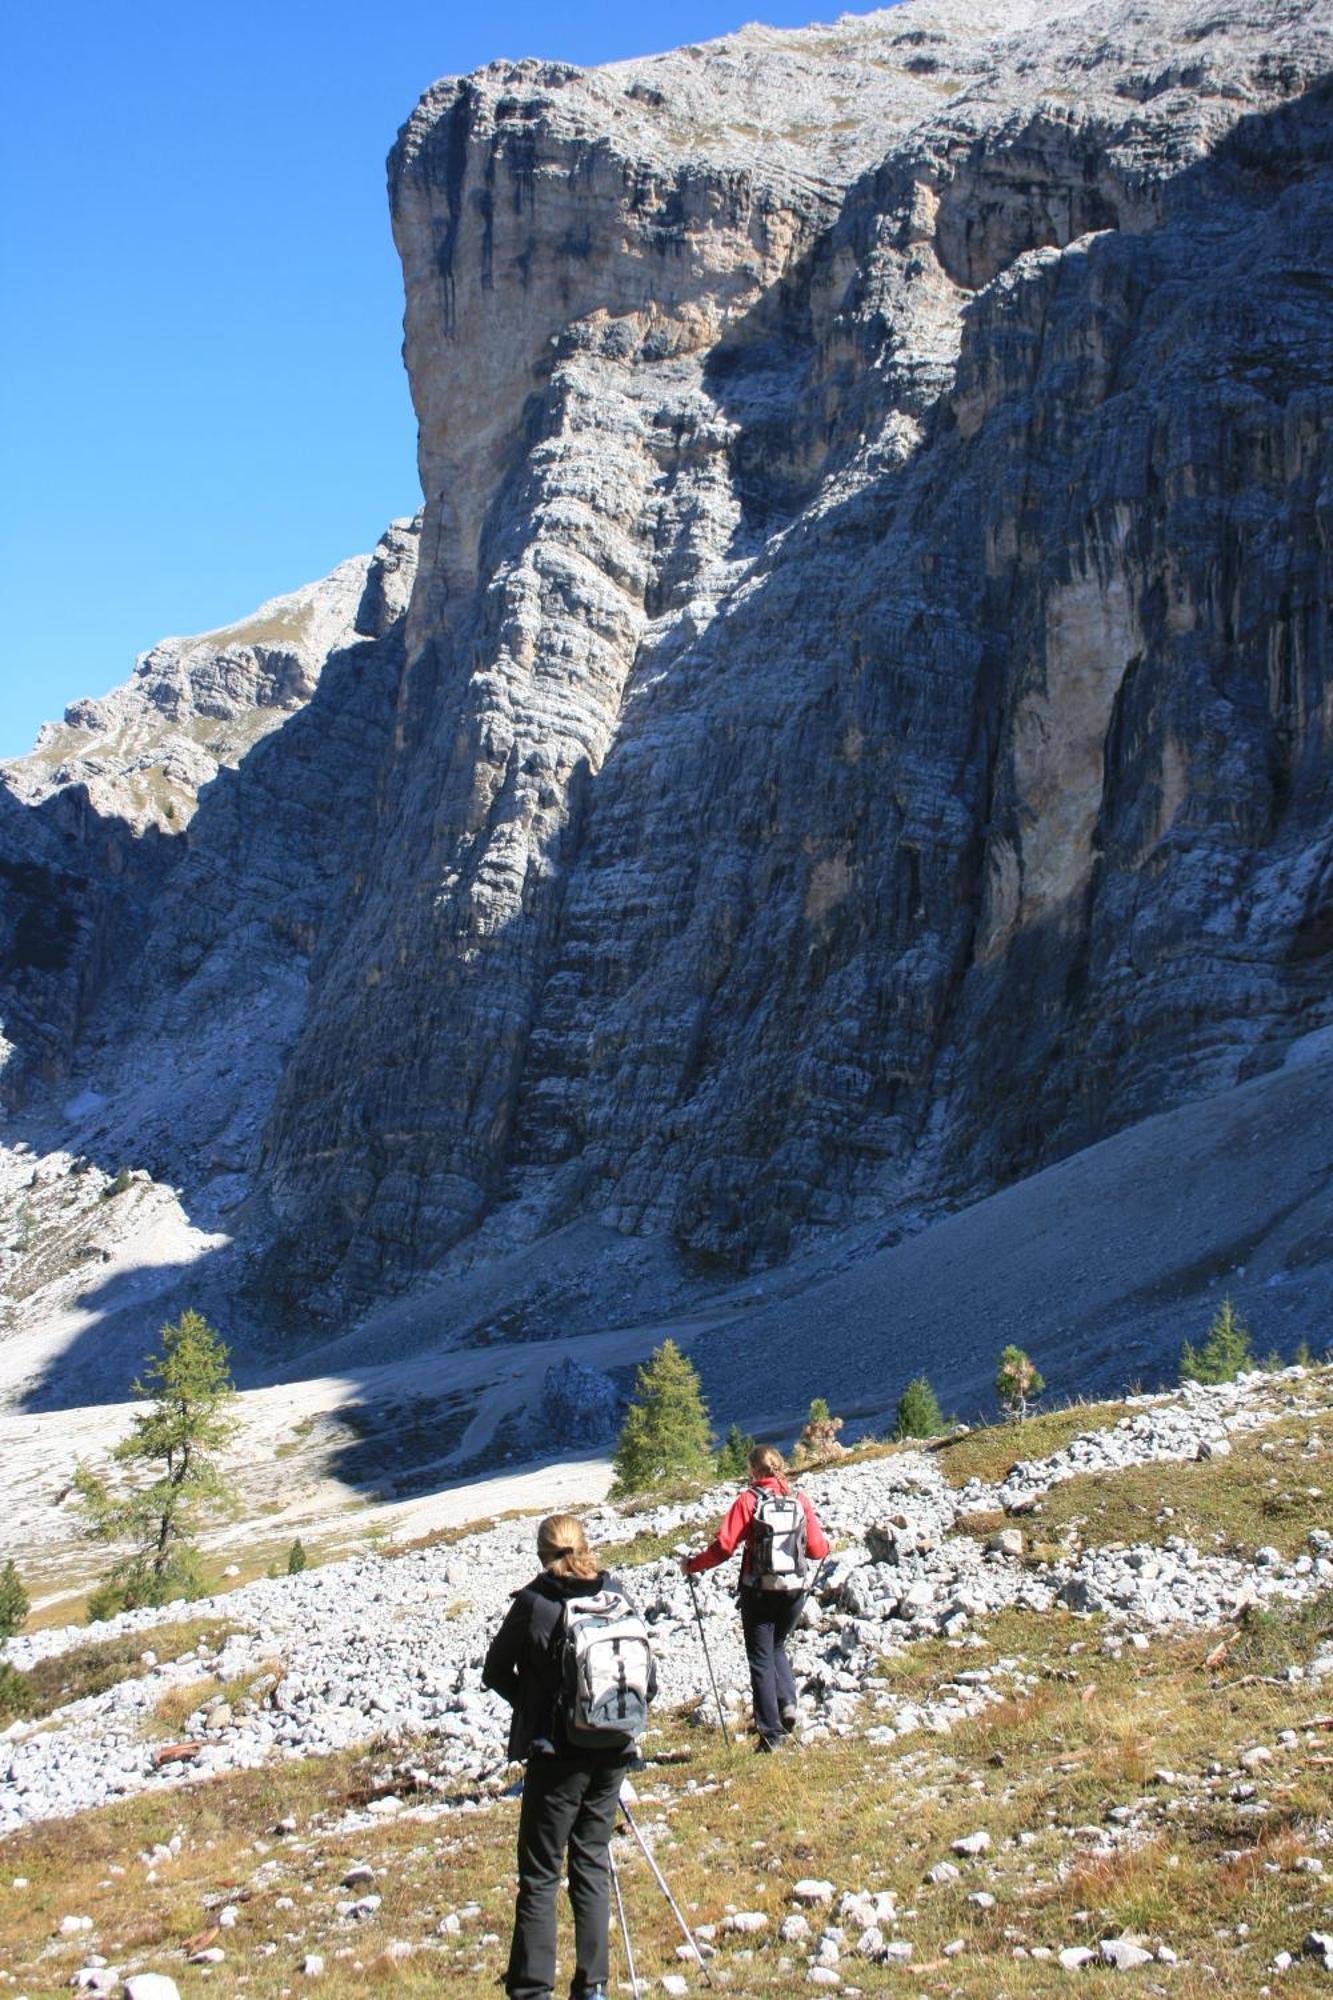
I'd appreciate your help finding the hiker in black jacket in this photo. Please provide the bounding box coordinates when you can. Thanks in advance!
[483,1512,655,2000]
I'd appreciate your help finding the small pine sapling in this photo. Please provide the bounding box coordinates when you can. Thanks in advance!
[1180,1297,1254,1386]
[716,1423,756,1480]
[893,1374,946,1439]
[0,1559,29,1640]
[793,1396,846,1467]
[996,1345,1044,1423]
[286,1537,308,1575]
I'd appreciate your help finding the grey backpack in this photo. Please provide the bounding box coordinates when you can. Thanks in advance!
[559,1590,653,1749]
[746,1487,808,1592]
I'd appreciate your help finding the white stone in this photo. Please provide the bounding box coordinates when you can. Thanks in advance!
[793,1879,836,1905]
[1100,1938,1153,1970]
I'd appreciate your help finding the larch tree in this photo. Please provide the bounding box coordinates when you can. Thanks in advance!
[75,1309,238,1618]
[611,1340,715,1495]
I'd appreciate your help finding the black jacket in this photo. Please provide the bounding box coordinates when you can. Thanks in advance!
[482,1567,655,1763]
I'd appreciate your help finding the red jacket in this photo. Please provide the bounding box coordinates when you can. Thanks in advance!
[685,1476,830,1584]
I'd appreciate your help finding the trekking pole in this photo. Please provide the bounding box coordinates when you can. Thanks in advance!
[620,1797,716,1988]
[683,1568,732,1746]
[609,1845,642,2000]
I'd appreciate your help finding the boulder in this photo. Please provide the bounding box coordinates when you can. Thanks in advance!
[540,1359,623,1446]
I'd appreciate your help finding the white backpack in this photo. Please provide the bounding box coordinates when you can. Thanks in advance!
[746,1487,809,1592]
[559,1590,653,1749]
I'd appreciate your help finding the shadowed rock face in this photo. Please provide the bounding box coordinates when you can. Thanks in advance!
[254,0,1333,1308]
[0,521,419,1140]
[4,1,1331,1338]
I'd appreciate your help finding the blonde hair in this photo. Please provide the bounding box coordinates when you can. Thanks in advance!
[749,1443,786,1480]
[537,1512,599,1581]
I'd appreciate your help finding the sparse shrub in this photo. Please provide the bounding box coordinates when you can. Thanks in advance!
[0,1558,29,1639]
[1228,1589,1333,1676]
[0,1661,33,1724]
[75,1309,238,1617]
[1180,1297,1253,1386]
[611,1340,715,1495]
[1295,1338,1313,1368]
[103,1165,134,1199]
[716,1424,755,1480]
[893,1374,946,1439]
[996,1345,1044,1421]
[1262,1348,1284,1372]
[86,1576,133,1623]
[286,1537,308,1575]
[793,1396,845,1467]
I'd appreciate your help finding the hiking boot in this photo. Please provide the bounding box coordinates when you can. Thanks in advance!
[779,1703,799,1733]
[755,1734,787,1753]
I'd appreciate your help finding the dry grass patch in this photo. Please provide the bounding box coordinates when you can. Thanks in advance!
[929,1400,1130,1486]
[148,1673,230,1737]
[0,1619,236,1726]
[1030,1408,1333,1559]
[601,1517,724,1570]
[387,1505,542,1560]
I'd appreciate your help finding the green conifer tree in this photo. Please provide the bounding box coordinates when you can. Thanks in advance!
[286,1537,308,1575]
[1179,1298,1254,1386]
[0,1559,29,1640]
[716,1423,756,1479]
[75,1310,238,1616]
[893,1374,946,1439]
[1295,1338,1312,1368]
[611,1340,715,1495]
[996,1345,1044,1422]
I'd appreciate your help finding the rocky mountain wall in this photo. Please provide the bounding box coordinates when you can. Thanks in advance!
[0,523,418,1204]
[257,0,1333,1310]
[3,0,1330,1344]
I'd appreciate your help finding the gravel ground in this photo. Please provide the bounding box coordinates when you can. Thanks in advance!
[3,1368,1331,1836]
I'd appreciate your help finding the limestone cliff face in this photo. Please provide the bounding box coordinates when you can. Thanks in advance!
[0,522,418,1147]
[4,0,1331,1340]
[252,0,1333,1307]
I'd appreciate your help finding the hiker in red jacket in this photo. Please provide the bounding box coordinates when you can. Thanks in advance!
[681,1442,829,1751]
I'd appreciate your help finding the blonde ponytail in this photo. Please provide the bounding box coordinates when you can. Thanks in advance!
[537,1512,599,1581]
[749,1443,786,1480]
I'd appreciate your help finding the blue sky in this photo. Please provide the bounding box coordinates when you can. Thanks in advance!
[0,0,858,759]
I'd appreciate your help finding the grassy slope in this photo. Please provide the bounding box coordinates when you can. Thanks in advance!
[4,1611,1332,1997]
[4,1379,1333,1996]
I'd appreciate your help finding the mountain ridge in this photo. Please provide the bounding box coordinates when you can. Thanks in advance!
[0,0,1329,1427]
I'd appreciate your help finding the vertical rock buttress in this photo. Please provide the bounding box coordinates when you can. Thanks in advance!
[257,6,1333,1313]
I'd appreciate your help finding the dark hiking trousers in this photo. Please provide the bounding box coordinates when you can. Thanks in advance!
[506,1751,626,2000]
[740,1586,804,1746]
